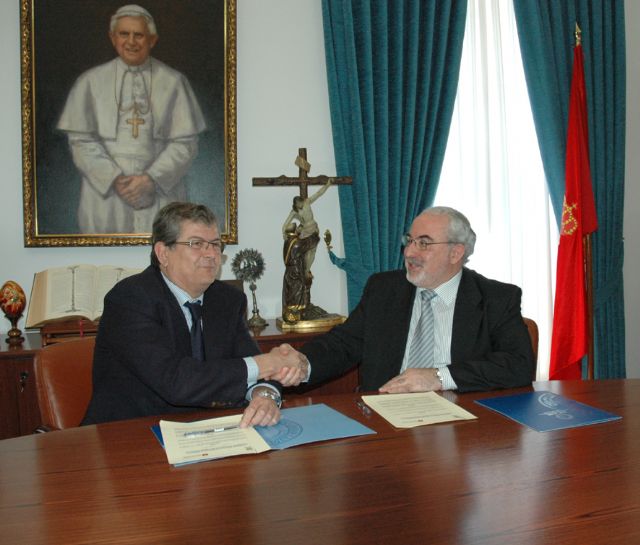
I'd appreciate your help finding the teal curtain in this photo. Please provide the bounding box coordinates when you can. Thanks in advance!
[513,0,626,378]
[322,0,467,309]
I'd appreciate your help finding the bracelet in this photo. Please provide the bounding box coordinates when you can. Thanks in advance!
[255,388,282,408]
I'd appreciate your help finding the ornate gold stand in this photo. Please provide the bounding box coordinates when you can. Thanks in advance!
[6,316,25,347]
[277,313,345,331]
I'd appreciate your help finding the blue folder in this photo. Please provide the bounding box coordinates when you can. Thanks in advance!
[255,403,375,449]
[474,391,621,432]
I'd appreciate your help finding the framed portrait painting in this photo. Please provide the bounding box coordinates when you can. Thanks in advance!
[20,0,237,246]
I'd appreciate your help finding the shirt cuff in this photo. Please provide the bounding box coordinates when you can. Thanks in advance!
[437,365,457,391]
[244,356,259,386]
[303,355,311,383]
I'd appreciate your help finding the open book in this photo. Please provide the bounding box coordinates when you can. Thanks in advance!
[25,264,142,328]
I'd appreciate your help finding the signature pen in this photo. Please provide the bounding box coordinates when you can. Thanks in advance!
[356,399,372,417]
[183,425,239,438]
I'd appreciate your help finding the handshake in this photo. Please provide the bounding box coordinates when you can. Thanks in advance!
[254,343,309,387]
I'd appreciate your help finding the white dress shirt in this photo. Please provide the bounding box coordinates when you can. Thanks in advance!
[400,270,462,390]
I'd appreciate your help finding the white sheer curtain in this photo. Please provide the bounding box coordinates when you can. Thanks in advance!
[435,0,558,378]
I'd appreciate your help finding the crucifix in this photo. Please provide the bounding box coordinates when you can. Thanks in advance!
[252,148,352,198]
[126,109,145,138]
[253,148,351,329]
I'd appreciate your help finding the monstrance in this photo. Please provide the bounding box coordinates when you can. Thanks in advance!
[231,249,267,328]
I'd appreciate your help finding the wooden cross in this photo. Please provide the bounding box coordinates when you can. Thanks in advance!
[252,148,351,199]
[126,110,145,139]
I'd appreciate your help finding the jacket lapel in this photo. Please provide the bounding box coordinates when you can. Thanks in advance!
[151,266,193,357]
[451,268,483,361]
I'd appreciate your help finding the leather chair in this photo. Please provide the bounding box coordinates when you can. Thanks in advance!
[523,317,539,379]
[33,337,95,431]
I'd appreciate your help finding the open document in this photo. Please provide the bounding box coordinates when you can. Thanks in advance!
[361,392,477,428]
[160,415,269,465]
[156,404,375,466]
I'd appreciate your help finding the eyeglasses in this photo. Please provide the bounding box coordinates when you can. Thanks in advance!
[174,239,225,252]
[401,234,456,251]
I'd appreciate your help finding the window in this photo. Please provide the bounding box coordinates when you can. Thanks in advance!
[435,0,558,378]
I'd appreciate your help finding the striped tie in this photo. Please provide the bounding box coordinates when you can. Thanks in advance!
[408,290,437,368]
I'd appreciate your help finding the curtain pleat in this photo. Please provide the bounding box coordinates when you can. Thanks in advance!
[322,0,468,309]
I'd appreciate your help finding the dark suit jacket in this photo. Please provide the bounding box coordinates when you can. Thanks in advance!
[301,268,535,392]
[82,265,264,424]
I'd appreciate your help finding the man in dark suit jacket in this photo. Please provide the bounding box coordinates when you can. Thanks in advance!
[300,206,534,393]
[83,202,307,425]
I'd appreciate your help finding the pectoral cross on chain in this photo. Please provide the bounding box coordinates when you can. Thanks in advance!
[126,109,145,139]
[252,148,352,198]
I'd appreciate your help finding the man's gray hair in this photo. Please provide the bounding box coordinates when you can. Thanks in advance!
[420,206,476,263]
[110,4,157,35]
[151,202,218,266]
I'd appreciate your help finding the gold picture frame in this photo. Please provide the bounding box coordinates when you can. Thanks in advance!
[20,0,237,247]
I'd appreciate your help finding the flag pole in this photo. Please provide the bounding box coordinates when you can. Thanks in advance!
[584,234,595,379]
[575,23,596,379]
[549,22,598,381]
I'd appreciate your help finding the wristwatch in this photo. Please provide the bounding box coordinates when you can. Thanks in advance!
[255,388,282,408]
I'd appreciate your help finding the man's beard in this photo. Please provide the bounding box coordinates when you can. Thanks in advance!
[405,257,429,287]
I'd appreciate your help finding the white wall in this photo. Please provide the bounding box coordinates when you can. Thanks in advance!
[0,0,347,335]
[1,0,638,378]
[236,0,346,319]
[624,0,640,377]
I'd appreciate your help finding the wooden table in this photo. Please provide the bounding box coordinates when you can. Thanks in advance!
[1,380,639,545]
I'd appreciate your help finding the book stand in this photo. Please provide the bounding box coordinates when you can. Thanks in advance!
[39,319,99,346]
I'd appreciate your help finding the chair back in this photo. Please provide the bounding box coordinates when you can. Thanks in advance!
[33,337,95,431]
[523,317,539,379]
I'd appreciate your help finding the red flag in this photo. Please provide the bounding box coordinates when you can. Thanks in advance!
[549,42,598,380]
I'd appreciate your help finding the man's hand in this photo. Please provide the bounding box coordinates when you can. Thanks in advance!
[114,174,156,209]
[379,368,443,394]
[270,343,309,386]
[239,389,280,428]
[254,344,308,386]
[272,364,307,387]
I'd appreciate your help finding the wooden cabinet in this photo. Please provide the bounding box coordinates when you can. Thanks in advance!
[250,321,324,352]
[0,333,42,439]
[0,321,356,439]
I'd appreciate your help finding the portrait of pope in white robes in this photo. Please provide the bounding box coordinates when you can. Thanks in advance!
[22,0,234,244]
[57,4,207,234]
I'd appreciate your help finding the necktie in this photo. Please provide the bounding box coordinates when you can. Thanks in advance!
[408,290,437,368]
[184,301,204,361]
